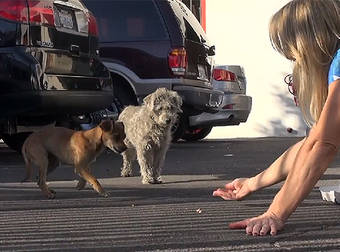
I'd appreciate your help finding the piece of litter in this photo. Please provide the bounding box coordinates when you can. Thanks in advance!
[224,154,233,157]
[196,208,202,214]
[319,185,340,204]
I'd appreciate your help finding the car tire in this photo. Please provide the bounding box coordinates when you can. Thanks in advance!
[1,132,32,153]
[112,74,138,112]
[181,126,212,141]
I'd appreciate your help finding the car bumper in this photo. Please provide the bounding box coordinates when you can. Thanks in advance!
[172,85,224,114]
[105,62,224,115]
[0,90,113,117]
[189,94,252,127]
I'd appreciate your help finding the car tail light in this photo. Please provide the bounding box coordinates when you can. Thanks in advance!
[168,48,187,76]
[0,0,29,23]
[222,104,234,110]
[88,12,98,36]
[28,0,55,26]
[213,69,237,82]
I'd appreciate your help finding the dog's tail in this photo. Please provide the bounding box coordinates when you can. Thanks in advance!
[21,138,33,183]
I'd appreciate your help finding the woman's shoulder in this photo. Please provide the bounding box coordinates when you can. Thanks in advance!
[328,49,340,85]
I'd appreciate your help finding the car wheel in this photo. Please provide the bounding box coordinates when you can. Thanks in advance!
[1,132,32,153]
[181,126,213,141]
[112,74,138,112]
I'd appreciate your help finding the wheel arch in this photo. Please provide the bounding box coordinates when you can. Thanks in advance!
[110,71,138,105]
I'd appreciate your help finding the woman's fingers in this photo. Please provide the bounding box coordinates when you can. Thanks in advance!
[246,222,255,235]
[246,220,272,236]
[224,182,236,190]
[228,219,249,229]
[212,188,236,200]
[269,219,278,236]
[260,224,270,236]
[252,223,262,236]
[229,214,284,236]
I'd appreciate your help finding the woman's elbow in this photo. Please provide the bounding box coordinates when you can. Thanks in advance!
[310,139,338,159]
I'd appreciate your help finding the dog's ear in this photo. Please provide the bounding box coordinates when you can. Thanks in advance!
[99,120,113,132]
[114,121,125,133]
[143,93,153,104]
[143,93,155,109]
[174,93,183,107]
[170,92,183,110]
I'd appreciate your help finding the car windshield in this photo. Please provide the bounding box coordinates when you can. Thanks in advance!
[83,0,168,42]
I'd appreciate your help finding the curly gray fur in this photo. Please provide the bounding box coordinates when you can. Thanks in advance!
[118,88,183,184]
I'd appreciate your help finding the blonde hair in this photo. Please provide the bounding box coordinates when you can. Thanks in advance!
[269,0,340,127]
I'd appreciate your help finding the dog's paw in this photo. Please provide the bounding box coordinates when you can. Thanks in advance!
[99,191,110,198]
[121,172,132,177]
[76,180,86,190]
[142,178,163,184]
[47,190,56,199]
[153,179,163,184]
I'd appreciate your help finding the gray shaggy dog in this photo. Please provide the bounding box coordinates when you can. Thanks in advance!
[118,88,183,184]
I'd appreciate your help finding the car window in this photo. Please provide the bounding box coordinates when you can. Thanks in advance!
[168,0,208,44]
[83,0,168,42]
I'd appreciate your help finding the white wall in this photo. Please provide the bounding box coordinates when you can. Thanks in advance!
[205,0,306,139]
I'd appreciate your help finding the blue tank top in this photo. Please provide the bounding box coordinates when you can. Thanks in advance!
[328,48,340,85]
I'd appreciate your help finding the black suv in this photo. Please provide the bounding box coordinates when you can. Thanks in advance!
[83,0,223,139]
[0,0,113,150]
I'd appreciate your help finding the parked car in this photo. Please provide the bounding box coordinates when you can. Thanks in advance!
[182,65,252,141]
[0,0,114,151]
[82,0,223,141]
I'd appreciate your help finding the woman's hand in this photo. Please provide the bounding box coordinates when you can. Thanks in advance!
[228,211,285,236]
[213,178,253,200]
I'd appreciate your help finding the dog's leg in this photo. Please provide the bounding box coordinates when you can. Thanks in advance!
[22,160,33,183]
[37,155,56,199]
[136,148,155,184]
[21,140,33,182]
[47,153,59,175]
[151,147,161,183]
[121,148,136,177]
[75,166,90,190]
[76,165,109,197]
[76,177,87,190]
[152,144,169,184]
[22,154,58,184]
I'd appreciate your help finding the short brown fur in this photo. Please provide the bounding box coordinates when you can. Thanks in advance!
[21,120,126,199]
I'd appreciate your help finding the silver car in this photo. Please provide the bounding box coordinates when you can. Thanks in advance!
[182,65,252,141]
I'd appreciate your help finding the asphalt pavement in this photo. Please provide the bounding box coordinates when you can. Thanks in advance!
[1,137,340,251]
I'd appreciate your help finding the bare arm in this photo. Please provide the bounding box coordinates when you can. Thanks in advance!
[213,138,306,200]
[268,81,340,222]
[248,138,305,192]
[229,80,340,236]
[269,137,337,221]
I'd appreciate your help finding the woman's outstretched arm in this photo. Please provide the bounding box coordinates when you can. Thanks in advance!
[213,137,305,200]
[228,80,340,236]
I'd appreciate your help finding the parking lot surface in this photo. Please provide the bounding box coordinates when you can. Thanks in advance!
[1,137,340,251]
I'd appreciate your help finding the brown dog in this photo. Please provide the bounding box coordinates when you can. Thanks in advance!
[21,120,126,199]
